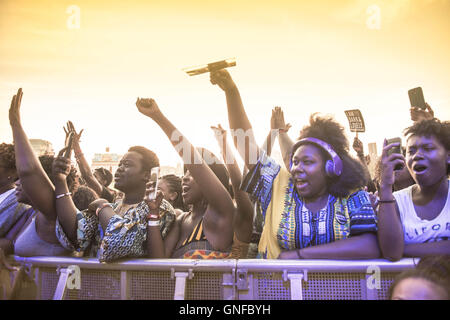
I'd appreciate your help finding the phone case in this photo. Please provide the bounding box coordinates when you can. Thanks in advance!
[408,87,427,110]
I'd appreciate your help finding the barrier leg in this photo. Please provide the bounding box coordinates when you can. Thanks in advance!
[284,271,307,300]
[53,265,80,300]
[172,269,194,300]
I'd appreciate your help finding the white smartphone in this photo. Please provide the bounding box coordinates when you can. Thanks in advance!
[147,167,160,201]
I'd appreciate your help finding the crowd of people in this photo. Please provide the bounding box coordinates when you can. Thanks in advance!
[0,70,449,299]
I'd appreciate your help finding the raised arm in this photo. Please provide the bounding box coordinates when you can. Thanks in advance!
[210,70,261,169]
[377,139,407,261]
[66,122,103,197]
[211,124,254,243]
[135,98,235,223]
[8,88,56,219]
[352,136,366,164]
[52,148,80,244]
[271,106,294,169]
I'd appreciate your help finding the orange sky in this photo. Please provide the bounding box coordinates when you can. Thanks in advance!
[1,0,449,168]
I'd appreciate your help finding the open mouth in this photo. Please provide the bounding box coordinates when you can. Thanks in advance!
[412,164,428,174]
[182,185,190,195]
[294,178,308,188]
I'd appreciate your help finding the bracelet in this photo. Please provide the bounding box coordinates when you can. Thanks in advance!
[56,192,72,199]
[96,203,113,216]
[147,220,160,227]
[378,199,396,203]
[147,213,160,220]
[296,249,303,259]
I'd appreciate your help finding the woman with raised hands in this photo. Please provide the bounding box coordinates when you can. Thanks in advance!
[8,88,77,256]
[209,70,380,260]
[136,98,235,259]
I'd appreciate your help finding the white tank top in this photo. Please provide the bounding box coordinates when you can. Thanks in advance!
[393,180,450,244]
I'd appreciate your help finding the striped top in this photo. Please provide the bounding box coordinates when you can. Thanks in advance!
[181,217,207,247]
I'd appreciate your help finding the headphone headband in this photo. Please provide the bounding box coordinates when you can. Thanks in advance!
[291,137,343,177]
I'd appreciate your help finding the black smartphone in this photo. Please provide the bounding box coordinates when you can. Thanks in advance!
[386,137,403,171]
[63,132,74,158]
[408,87,427,110]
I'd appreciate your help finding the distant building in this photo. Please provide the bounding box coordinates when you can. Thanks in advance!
[29,139,54,156]
[160,163,183,177]
[367,142,378,178]
[91,148,122,175]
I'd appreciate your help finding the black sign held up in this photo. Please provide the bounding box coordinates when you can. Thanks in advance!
[344,109,365,133]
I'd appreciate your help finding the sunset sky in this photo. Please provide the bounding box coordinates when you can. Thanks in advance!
[1,0,449,168]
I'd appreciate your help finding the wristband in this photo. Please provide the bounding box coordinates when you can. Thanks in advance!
[147,220,160,227]
[378,199,396,203]
[96,203,113,216]
[56,192,72,199]
[147,213,160,220]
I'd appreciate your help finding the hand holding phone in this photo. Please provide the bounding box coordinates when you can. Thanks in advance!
[386,137,403,171]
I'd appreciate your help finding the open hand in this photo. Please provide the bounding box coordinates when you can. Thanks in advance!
[9,88,23,127]
[211,124,227,140]
[271,106,291,133]
[136,98,163,119]
[210,69,236,92]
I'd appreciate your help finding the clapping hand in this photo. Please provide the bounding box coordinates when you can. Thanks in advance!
[9,88,23,127]
[64,121,83,152]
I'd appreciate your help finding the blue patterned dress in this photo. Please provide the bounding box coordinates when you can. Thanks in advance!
[241,153,377,259]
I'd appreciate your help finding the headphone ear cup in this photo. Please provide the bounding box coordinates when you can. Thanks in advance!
[325,160,335,177]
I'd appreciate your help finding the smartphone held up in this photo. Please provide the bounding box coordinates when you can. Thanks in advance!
[147,167,160,201]
[408,87,427,110]
[386,137,404,171]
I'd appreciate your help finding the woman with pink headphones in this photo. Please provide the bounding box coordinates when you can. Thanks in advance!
[210,70,380,259]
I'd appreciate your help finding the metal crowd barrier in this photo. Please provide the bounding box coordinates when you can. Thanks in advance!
[9,256,417,300]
